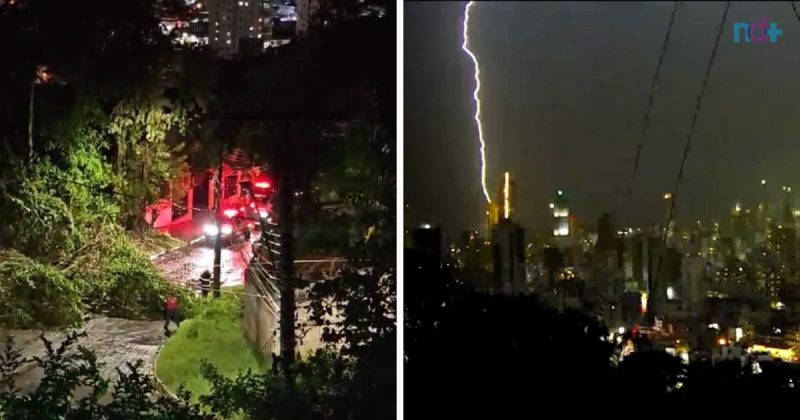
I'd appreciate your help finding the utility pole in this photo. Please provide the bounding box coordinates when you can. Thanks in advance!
[28,65,65,163]
[28,80,36,163]
[278,120,297,380]
[212,143,223,298]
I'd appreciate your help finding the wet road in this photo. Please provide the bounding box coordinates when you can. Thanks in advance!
[152,238,254,290]
[0,317,165,402]
[2,237,263,398]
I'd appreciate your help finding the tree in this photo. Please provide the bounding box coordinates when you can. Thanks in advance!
[210,1,394,380]
[616,350,686,397]
[108,94,190,230]
[0,332,209,419]
[405,249,616,416]
[0,0,203,328]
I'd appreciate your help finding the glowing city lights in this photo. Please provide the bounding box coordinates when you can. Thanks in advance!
[461,1,491,204]
[504,171,510,219]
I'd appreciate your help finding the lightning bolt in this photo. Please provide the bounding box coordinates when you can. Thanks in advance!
[462,1,491,204]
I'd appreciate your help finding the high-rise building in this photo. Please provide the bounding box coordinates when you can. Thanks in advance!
[207,0,265,57]
[730,202,754,245]
[542,246,564,287]
[295,0,320,36]
[782,186,795,225]
[551,190,569,237]
[766,265,784,304]
[626,233,650,291]
[772,224,796,268]
[681,256,706,313]
[411,225,443,267]
[756,179,770,242]
[499,171,515,221]
[486,202,500,239]
[596,213,617,251]
[486,171,513,240]
[156,1,210,45]
[491,219,526,295]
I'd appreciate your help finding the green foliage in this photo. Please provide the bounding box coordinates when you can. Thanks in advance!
[199,349,348,420]
[156,289,268,403]
[297,119,394,258]
[0,162,82,261]
[93,231,181,319]
[0,157,191,327]
[0,1,395,418]
[0,331,210,419]
[0,86,193,327]
[0,225,192,329]
[0,250,84,329]
[108,96,191,230]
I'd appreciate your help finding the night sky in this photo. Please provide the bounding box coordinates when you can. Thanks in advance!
[405,1,800,238]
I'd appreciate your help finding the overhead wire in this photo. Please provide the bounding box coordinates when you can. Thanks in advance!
[629,1,682,193]
[791,1,800,22]
[621,1,681,222]
[650,1,730,318]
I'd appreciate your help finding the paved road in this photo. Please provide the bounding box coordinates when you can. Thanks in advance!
[0,237,263,399]
[152,238,253,290]
[1,234,347,399]
[0,317,165,402]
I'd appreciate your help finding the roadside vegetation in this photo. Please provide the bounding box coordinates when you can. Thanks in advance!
[156,287,269,402]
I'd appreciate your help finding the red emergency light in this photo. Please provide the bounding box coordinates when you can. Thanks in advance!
[223,209,238,218]
[253,174,272,190]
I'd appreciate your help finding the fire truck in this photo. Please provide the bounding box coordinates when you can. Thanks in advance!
[202,174,274,245]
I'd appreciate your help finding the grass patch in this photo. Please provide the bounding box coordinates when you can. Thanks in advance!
[155,287,269,401]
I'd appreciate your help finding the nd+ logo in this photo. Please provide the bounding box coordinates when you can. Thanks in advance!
[733,17,782,43]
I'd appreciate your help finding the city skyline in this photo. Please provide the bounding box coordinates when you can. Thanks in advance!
[406,1,800,235]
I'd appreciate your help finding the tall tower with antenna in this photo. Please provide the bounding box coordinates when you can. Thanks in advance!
[489,170,525,295]
[486,171,515,238]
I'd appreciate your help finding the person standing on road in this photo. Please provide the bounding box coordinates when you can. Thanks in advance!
[199,270,212,298]
[164,294,180,334]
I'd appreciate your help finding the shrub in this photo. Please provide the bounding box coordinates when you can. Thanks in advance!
[0,250,84,329]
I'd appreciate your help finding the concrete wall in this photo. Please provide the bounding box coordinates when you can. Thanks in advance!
[242,279,279,356]
[242,279,337,358]
[295,300,326,356]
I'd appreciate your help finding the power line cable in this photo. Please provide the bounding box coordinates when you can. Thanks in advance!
[791,1,800,22]
[623,1,681,222]
[651,1,730,319]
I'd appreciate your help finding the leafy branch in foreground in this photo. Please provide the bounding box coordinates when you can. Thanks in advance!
[0,331,208,419]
